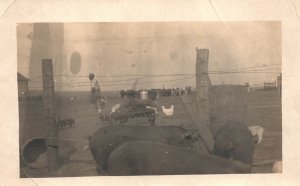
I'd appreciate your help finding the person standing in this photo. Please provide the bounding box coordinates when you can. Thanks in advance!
[89,73,107,119]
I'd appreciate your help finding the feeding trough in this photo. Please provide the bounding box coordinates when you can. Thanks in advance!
[21,137,48,169]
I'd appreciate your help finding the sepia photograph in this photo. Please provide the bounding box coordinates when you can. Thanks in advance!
[17,22,282,177]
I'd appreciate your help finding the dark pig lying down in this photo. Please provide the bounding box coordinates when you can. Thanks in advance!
[106,140,251,175]
[89,125,202,174]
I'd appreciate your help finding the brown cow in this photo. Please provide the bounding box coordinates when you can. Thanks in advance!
[88,125,204,174]
[106,140,251,175]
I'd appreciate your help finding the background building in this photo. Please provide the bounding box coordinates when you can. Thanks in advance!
[17,72,29,98]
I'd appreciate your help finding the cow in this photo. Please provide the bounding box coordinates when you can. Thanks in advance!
[88,125,202,175]
[106,140,251,175]
[214,121,255,165]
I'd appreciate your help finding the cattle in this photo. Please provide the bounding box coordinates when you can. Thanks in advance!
[106,140,251,175]
[214,121,255,165]
[88,125,202,174]
[159,89,172,97]
[89,121,256,175]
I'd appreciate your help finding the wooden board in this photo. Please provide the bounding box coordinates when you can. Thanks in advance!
[181,94,214,152]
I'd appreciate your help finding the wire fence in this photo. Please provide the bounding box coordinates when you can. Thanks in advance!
[24,63,282,89]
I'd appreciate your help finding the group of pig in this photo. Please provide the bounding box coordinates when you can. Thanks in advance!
[88,121,258,176]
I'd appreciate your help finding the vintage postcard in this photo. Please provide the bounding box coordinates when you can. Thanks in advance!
[17,22,281,177]
[1,0,300,186]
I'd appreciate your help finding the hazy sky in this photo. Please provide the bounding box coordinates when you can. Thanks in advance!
[18,22,281,91]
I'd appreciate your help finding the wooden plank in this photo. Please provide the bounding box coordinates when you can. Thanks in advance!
[181,48,214,152]
[181,94,214,152]
[196,48,210,128]
[42,59,59,172]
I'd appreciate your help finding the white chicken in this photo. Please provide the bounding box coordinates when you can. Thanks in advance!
[162,105,174,116]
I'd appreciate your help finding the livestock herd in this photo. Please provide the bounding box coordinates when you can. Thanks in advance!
[85,87,272,175]
[21,87,282,176]
[87,122,268,175]
[119,86,192,100]
[80,84,283,176]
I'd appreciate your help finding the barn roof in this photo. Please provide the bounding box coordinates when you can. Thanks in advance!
[17,73,30,81]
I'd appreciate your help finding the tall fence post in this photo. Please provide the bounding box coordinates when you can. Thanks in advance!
[195,48,214,152]
[196,48,211,128]
[42,59,59,172]
[179,48,218,152]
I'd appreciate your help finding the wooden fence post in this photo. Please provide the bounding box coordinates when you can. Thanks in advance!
[195,48,214,152]
[196,48,210,126]
[42,59,59,172]
[181,48,214,152]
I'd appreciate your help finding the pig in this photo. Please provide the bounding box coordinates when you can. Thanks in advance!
[88,125,202,174]
[214,121,255,165]
[106,140,251,175]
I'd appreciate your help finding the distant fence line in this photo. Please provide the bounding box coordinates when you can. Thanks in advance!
[247,82,278,92]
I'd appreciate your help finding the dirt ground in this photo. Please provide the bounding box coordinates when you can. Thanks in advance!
[19,89,281,177]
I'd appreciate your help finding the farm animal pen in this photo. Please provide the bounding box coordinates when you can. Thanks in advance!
[19,92,281,176]
[18,50,282,177]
